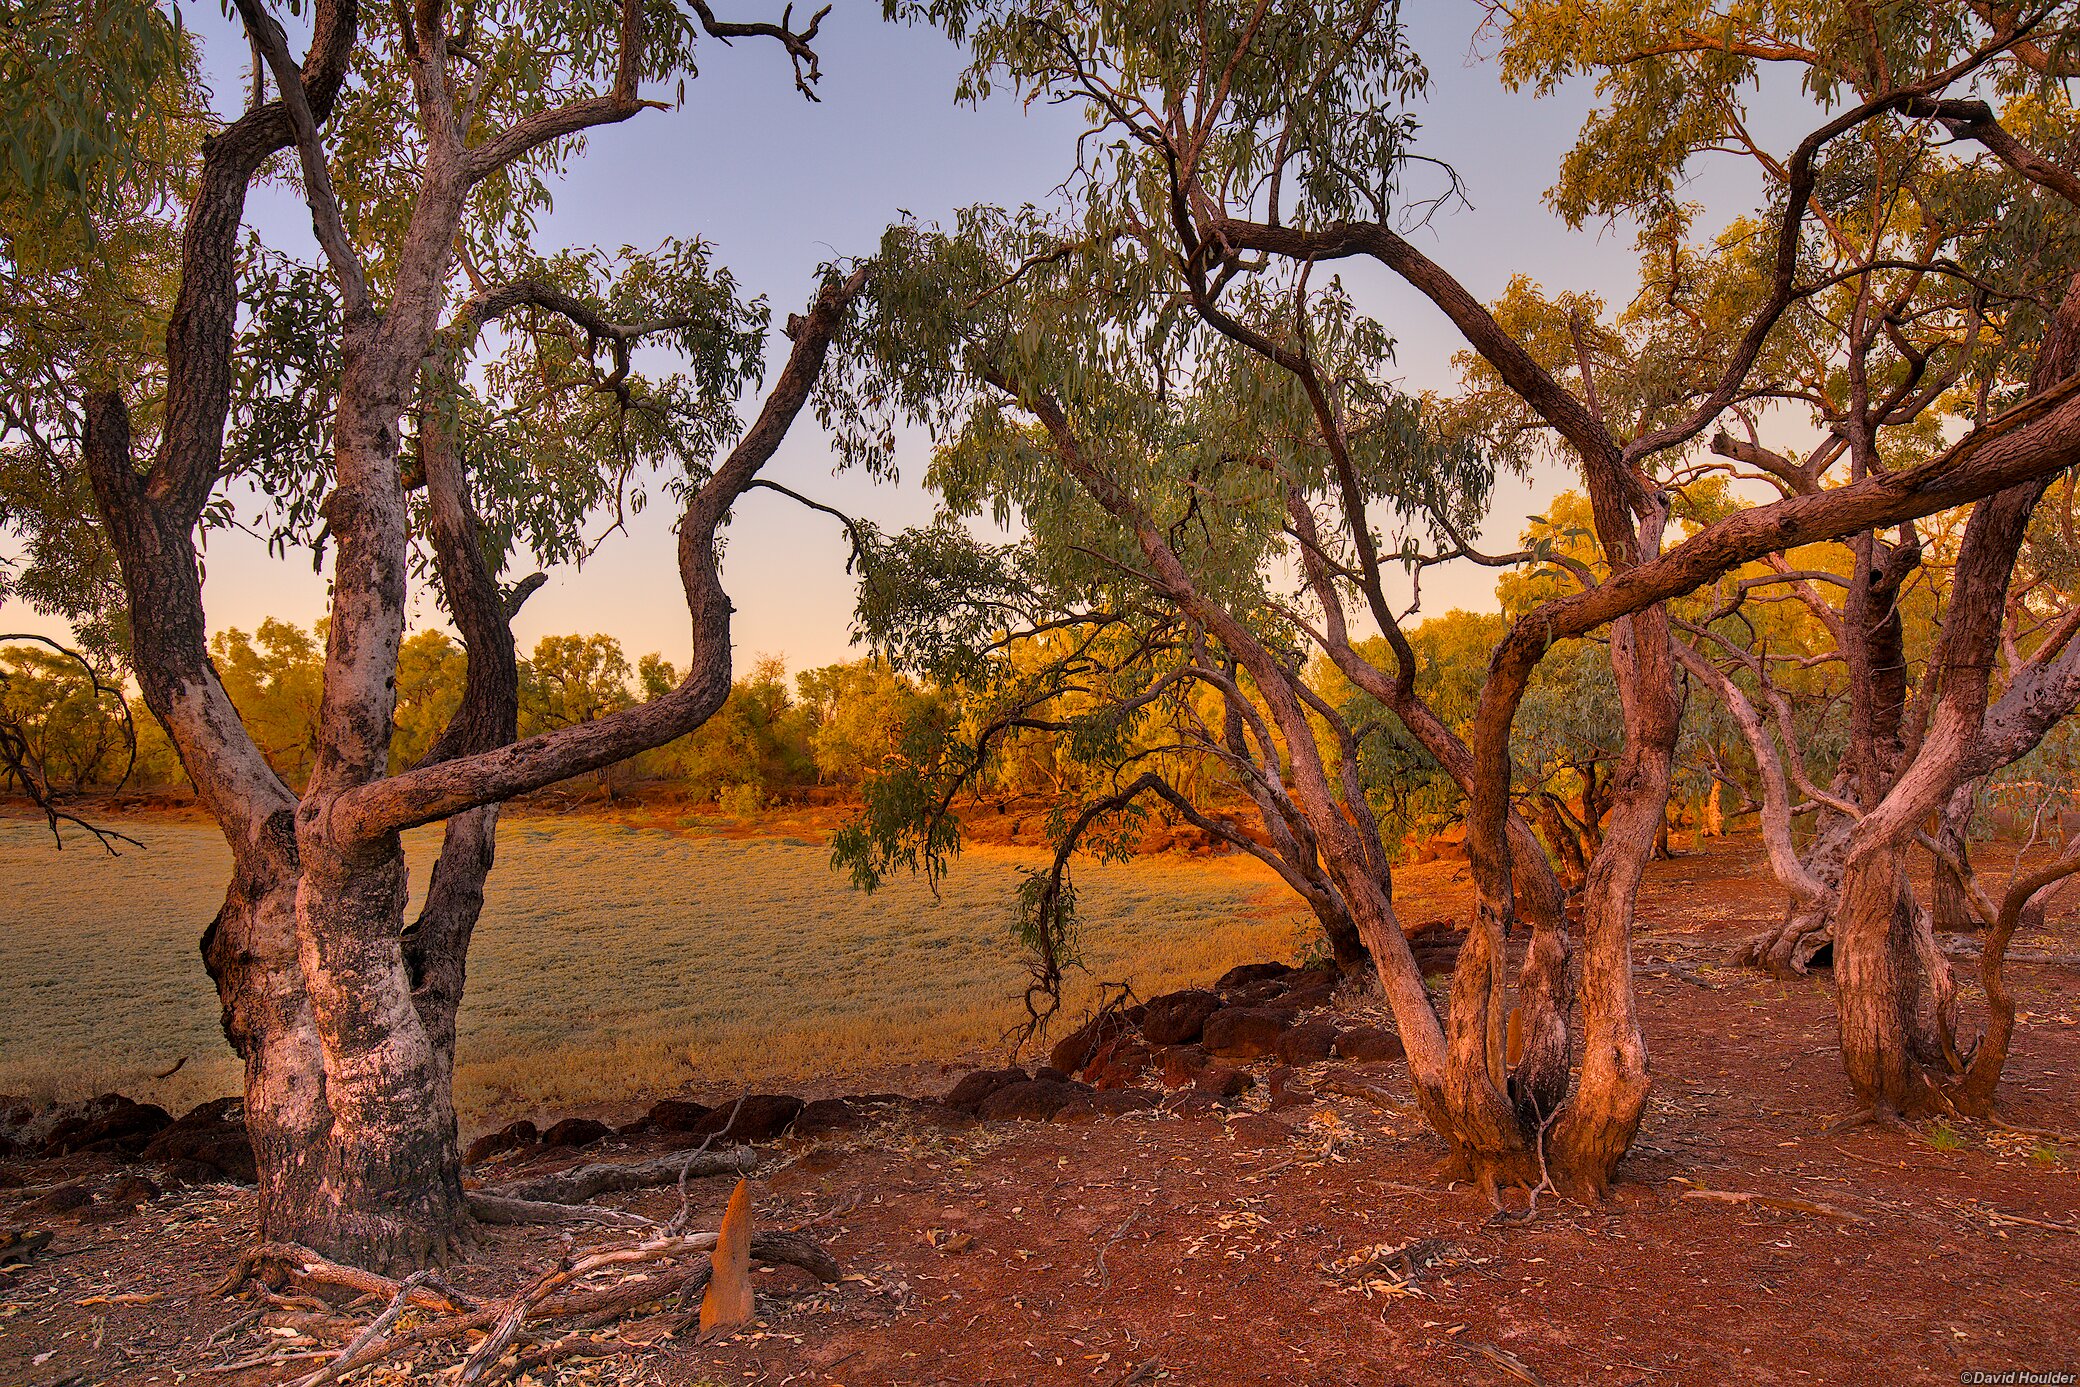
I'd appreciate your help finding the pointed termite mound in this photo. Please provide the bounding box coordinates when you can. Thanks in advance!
[700,1177,757,1333]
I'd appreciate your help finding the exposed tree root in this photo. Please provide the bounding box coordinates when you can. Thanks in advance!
[214,1241,475,1314]
[1733,916,1832,977]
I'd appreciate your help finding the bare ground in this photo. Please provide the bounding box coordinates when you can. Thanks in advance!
[1,834,2076,1385]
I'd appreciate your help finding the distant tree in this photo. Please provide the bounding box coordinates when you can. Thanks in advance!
[389,629,466,770]
[209,619,327,785]
[519,634,636,734]
[798,658,951,788]
[638,653,816,802]
[0,639,137,816]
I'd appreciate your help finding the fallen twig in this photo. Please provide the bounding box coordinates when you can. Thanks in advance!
[1679,1189,1866,1222]
[266,1224,841,1385]
[1463,1340,1548,1386]
[1639,956,1719,990]
[1094,1211,1139,1292]
[293,1272,431,1387]
[1941,941,2080,967]
[1985,1208,2080,1235]
[200,1348,332,1375]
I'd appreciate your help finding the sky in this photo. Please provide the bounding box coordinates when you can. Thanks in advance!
[9,2,1702,677]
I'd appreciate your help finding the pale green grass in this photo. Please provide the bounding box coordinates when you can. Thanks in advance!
[0,814,1306,1128]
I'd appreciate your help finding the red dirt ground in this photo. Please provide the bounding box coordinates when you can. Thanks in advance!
[3,835,2076,1386]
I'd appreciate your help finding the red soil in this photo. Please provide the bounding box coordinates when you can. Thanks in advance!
[2,836,2075,1385]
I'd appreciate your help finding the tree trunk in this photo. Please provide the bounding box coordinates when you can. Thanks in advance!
[1930,781,1979,932]
[1702,781,1726,837]
[1549,606,1674,1198]
[1534,795,1588,891]
[84,394,343,1241]
[202,825,333,1236]
[293,826,470,1270]
[1833,846,1935,1115]
[1738,810,1853,975]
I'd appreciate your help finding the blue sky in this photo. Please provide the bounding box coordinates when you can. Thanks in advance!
[16,2,1714,675]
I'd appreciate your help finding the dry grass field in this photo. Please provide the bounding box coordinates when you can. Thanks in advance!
[0,810,1309,1129]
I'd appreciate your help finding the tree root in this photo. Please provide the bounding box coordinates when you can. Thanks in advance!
[1821,1106,1912,1136]
[214,1242,476,1314]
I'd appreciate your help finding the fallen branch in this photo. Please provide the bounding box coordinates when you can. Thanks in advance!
[1985,1208,2080,1235]
[1462,1341,1548,1386]
[1679,1188,1866,1222]
[486,1146,756,1204]
[1314,1070,1416,1114]
[548,1228,838,1333]
[1639,956,1720,990]
[467,1192,656,1230]
[281,1225,840,1385]
[203,1347,333,1375]
[1982,1112,2080,1146]
[295,1272,431,1387]
[1941,941,2080,966]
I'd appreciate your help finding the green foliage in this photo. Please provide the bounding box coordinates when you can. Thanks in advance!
[0,0,206,657]
[797,659,952,788]
[0,0,188,222]
[4,0,815,660]
[640,654,816,801]
[830,755,965,892]
[392,629,468,769]
[818,659,967,891]
[14,618,972,807]
[520,633,636,733]
[888,0,1430,228]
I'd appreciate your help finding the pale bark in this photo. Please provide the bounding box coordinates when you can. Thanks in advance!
[78,0,845,1270]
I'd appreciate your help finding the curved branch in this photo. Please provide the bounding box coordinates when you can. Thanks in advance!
[335,268,868,839]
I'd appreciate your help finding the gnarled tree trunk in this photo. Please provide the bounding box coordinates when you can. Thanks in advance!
[1548,602,1677,1198]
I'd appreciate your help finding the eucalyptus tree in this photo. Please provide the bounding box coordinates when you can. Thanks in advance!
[839,519,1378,991]
[5,0,877,1269]
[858,0,2080,1190]
[1492,0,2080,1119]
[825,184,1620,1195]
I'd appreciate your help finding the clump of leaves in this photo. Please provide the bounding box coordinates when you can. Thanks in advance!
[1928,1122,1968,1153]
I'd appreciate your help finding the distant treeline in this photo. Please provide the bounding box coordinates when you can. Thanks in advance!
[1,603,1707,878]
[0,621,962,810]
